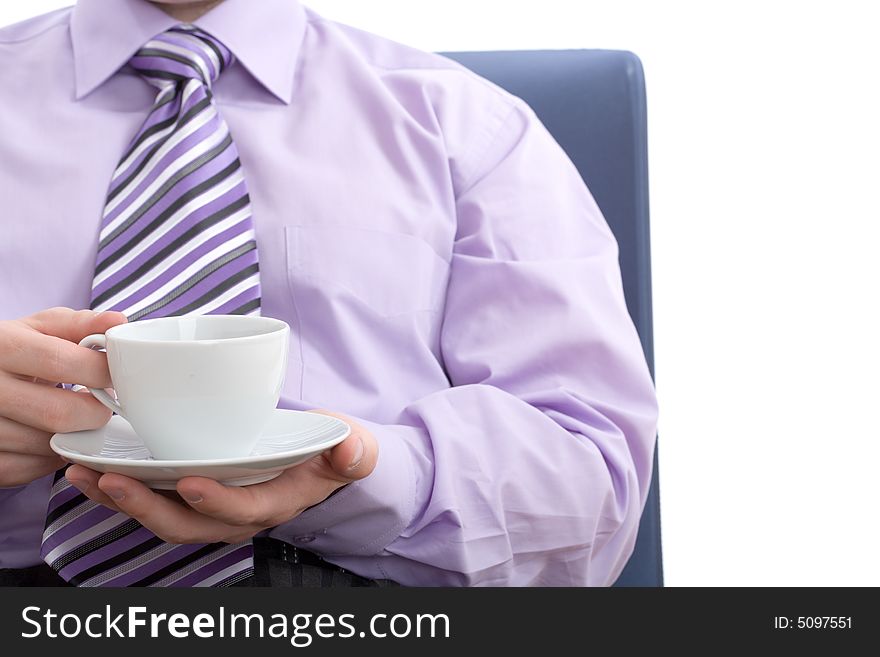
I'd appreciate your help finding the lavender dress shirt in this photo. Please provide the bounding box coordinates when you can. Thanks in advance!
[0,0,658,586]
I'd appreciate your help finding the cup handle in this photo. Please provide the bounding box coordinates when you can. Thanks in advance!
[78,334,124,416]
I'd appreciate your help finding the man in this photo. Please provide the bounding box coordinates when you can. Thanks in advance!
[0,0,658,587]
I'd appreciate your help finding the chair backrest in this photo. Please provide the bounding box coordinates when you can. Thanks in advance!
[441,49,662,587]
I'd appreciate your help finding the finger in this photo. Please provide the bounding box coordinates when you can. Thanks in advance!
[0,452,65,487]
[309,410,378,482]
[176,473,316,527]
[19,307,128,344]
[64,465,122,512]
[96,473,234,544]
[67,467,200,513]
[0,416,54,456]
[10,374,57,386]
[0,374,112,434]
[0,328,115,388]
[177,477,278,527]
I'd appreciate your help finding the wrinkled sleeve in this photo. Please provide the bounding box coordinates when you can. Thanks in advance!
[272,99,658,586]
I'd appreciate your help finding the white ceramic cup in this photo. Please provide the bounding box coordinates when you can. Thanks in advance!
[78,315,290,460]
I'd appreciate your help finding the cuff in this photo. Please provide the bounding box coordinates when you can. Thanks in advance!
[269,419,420,557]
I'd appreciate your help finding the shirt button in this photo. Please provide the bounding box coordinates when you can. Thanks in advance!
[293,535,316,544]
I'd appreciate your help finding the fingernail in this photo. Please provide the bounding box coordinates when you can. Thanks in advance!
[348,437,365,470]
[105,488,125,501]
[182,492,203,504]
[67,478,90,494]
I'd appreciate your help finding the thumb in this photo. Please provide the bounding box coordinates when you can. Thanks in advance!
[23,307,128,343]
[309,410,378,482]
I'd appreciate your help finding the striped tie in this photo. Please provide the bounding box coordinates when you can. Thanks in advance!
[40,26,258,587]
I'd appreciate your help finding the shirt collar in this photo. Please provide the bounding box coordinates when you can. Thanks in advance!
[71,0,306,104]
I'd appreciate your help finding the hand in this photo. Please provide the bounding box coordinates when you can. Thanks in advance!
[0,307,128,487]
[64,410,378,544]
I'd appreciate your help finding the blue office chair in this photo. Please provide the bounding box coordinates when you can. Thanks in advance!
[442,50,662,587]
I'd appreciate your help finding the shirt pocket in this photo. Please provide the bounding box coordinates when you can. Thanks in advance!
[284,224,449,318]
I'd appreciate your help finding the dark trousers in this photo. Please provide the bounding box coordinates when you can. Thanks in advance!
[0,537,398,587]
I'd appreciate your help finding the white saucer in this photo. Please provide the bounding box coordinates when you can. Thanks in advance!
[50,409,350,490]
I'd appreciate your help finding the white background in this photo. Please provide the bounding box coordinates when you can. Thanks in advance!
[3,1,879,586]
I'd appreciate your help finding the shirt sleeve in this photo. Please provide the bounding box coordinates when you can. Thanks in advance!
[271,98,659,586]
[0,486,26,503]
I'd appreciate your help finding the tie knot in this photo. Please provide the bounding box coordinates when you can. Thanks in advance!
[130,25,233,89]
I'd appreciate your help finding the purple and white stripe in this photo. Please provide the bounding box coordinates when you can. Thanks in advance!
[41,26,259,587]
[90,25,260,321]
